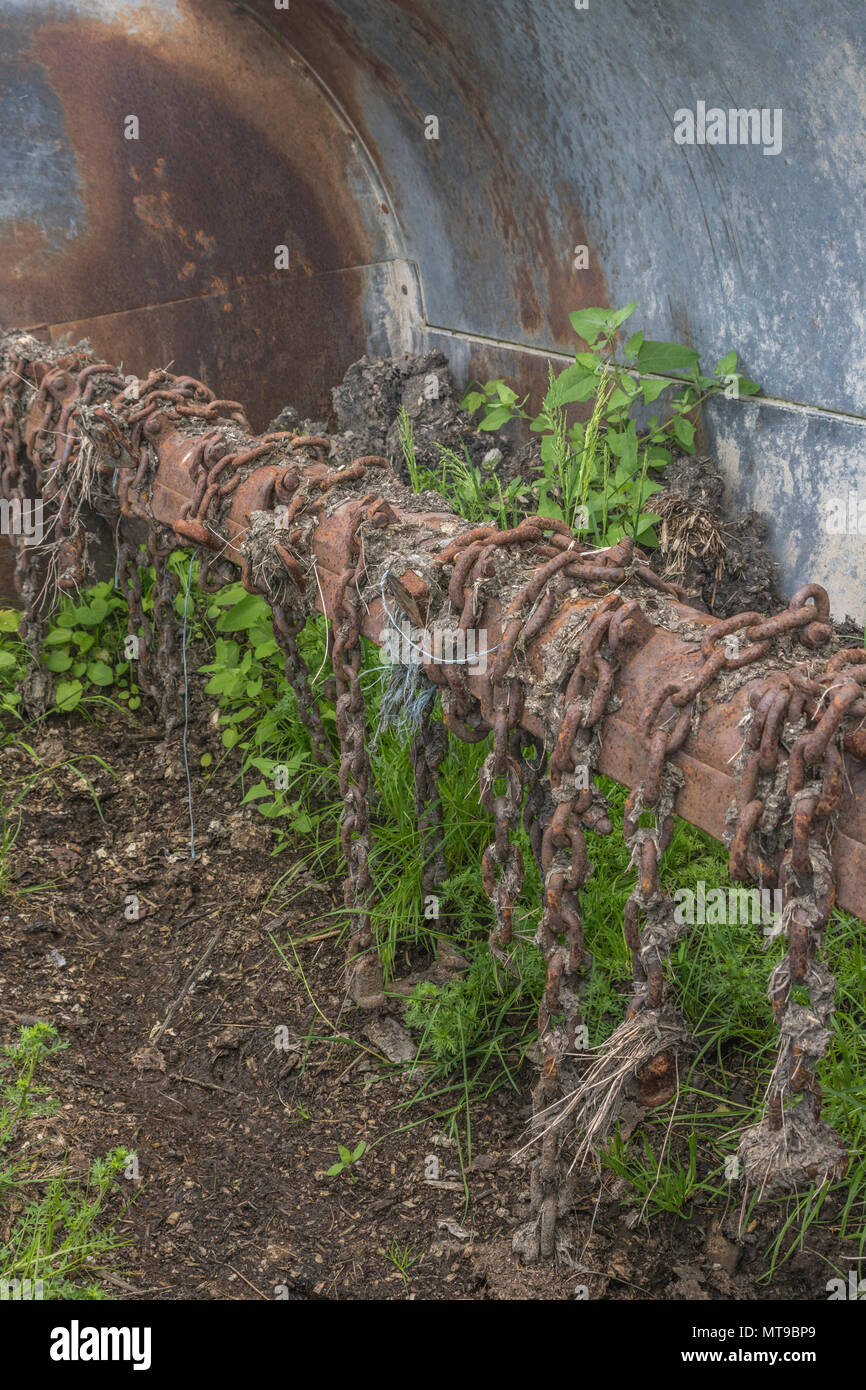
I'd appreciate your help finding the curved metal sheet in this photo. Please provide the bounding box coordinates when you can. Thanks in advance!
[0,0,411,427]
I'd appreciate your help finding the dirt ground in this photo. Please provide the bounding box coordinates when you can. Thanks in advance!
[0,680,855,1303]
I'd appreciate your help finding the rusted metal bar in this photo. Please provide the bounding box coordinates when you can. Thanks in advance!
[2,333,865,916]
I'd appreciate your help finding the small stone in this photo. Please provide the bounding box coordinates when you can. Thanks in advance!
[363,1017,416,1063]
[705,1222,741,1276]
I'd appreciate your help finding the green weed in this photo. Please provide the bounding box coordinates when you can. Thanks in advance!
[0,1024,135,1299]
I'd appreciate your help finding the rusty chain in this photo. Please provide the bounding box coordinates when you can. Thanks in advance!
[332,501,386,1010]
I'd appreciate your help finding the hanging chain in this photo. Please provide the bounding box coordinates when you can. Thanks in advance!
[332,503,385,1009]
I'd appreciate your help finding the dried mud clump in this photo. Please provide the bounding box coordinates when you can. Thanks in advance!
[294,350,518,484]
[651,453,780,617]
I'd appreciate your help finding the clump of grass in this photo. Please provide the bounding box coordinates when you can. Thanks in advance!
[0,1023,136,1299]
[397,406,422,493]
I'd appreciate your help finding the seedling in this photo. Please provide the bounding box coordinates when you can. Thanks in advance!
[385,1239,419,1293]
[326,1140,367,1180]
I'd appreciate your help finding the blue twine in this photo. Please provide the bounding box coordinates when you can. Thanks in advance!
[374,659,439,744]
[113,516,122,591]
[181,551,197,860]
[112,470,121,589]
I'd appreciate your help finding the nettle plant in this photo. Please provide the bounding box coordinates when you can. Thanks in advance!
[462,303,759,546]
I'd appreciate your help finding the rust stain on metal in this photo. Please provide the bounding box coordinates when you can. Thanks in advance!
[0,6,391,428]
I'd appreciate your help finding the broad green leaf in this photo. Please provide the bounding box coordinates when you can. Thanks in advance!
[0,610,21,633]
[72,598,109,628]
[606,388,635,414]
[625,331,644,357]
[611,301,638,329]
[671,416,696,452]
[479,406,512,431]
[86,660,114,686]
[609,421,638,475]
[226,705,255,722]
[215,593,270,633]
[645,445,673,469]
[545,363,597,407]
[241,782,270,804]
[247,756,277,775]
[715,350,738,375]
[211,584,246,607]
[640,377,669,405]
[569,306,613,345]
[0,649,18,671]
[535,488,565,522]
[636,340,701,375]
[43,650,73,673]
[204,669,244,696]
[55,680,83,711]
